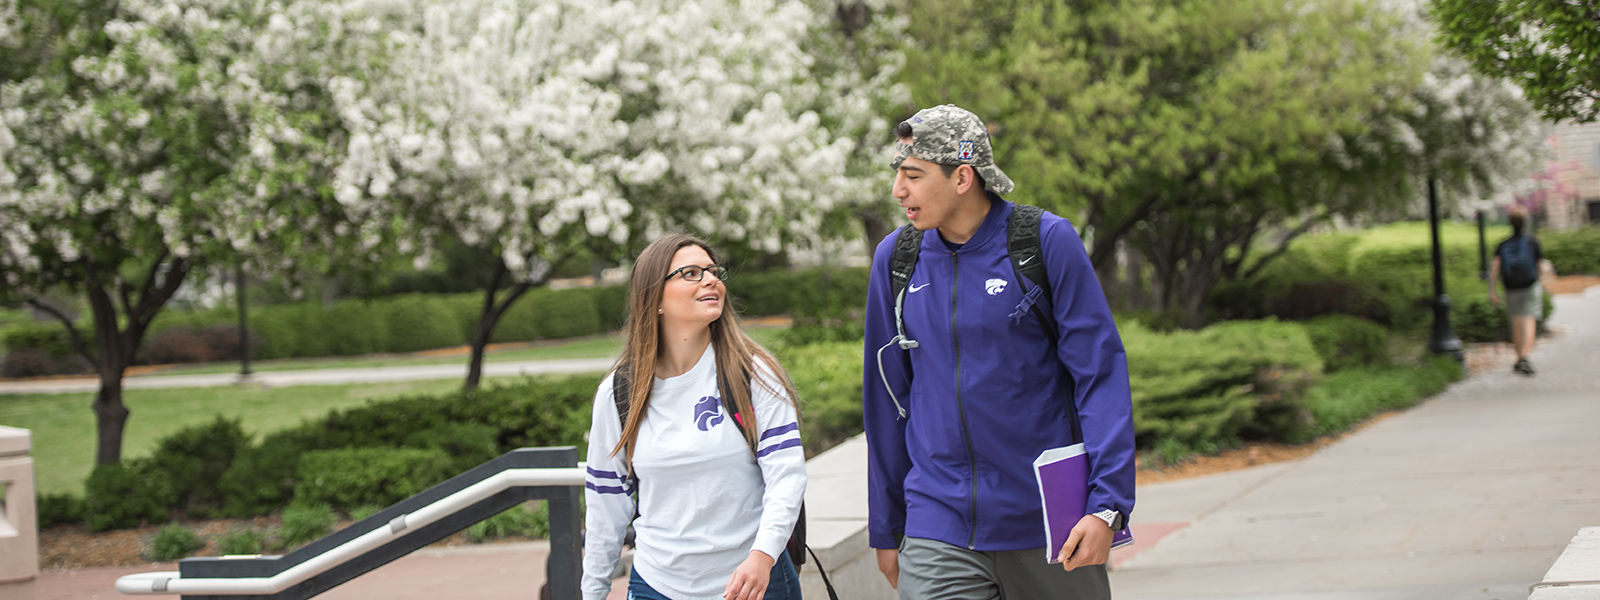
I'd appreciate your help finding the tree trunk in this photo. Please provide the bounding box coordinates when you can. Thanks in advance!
[93,366,130,465]
[858,209,893,248]
[465,259,535,390]
[83,255,189,465]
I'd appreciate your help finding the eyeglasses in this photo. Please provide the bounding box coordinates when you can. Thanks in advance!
[663,264,730,283]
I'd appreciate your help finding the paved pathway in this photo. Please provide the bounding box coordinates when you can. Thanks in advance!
[1109,286,1600,600]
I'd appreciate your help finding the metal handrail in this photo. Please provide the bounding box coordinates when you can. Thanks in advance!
[114,450,585,598]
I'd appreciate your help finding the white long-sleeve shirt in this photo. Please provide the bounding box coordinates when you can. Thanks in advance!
[581,345,806,600]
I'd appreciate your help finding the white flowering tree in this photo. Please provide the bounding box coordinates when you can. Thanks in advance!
[0,0,391,464]
[332,0,896,388]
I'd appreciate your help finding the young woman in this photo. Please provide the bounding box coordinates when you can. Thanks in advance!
[581,234,807,600]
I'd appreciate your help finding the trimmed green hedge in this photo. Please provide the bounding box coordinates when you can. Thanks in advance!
[1123,319,1323,450]
[1207,221,1559,341]
[1543,227,1600,275]
[1282,357,1462,443]
[294,448,456,512]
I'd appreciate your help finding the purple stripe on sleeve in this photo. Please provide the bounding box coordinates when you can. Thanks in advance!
[585,482,632,495]
[756,438,803,458]
[587,467,627,481]
[759,422,799,441]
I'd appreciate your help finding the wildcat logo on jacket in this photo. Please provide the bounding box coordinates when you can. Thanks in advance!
[694,396,725,431]
[985,278,1008,296]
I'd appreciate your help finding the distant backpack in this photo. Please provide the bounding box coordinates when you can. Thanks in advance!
[1500,236,1539,289]
[611,366,839,599]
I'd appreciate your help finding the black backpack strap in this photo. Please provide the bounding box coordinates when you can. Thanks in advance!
[1006,204,1057,343]
[889,224,925,301]
[715,363,758,453]
[1006,204,1085,444]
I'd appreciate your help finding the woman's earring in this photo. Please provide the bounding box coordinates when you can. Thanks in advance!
[658,308,663,314]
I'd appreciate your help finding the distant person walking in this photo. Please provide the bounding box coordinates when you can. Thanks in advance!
[580,234,807,600]
[1488,206,1544,376]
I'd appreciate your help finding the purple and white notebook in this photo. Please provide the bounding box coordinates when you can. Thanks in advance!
[1034,444,1134,563]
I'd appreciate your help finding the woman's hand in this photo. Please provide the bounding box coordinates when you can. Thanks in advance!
[724,550,775,600]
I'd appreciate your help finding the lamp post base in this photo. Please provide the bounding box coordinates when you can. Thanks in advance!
[1428,294,1465,362]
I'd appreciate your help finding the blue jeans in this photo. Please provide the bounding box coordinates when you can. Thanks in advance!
[628,551,801,600]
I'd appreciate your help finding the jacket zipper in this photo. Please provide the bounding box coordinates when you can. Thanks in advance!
[951,250,980,549]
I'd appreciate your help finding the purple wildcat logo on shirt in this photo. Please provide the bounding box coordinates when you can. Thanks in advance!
[694,396,725,431]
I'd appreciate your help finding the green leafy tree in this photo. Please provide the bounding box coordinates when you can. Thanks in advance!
[901,0,1543,325]
[1431,0,1600,123]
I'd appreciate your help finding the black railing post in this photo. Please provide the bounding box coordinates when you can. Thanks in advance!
[546,481,583,599]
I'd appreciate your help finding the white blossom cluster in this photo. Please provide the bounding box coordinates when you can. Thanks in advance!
[0,0,395,291]
[330,0,896,273]
[3,0,900,293]
[1322,0,1545,205]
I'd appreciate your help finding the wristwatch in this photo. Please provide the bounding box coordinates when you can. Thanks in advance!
[1091,509,1122,531]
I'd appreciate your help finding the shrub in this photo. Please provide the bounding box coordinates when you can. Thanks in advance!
[534,287,602,339]
[402,422,502,473]
[218,529,266,555]
[1542,226,1600,275]
[348,505,384,521]
[148,417,251,517]
[37,493,86,528]
[1300,315,1389,372]
[219,375,600,517]
[775,340,864,456]
[493,288,602,343]
[1,322,77,358]
[734,270,800,317]
[325,301,387,356]
[294,448,455,512]
[464,502,548,543]
[148,524,203,561]
[1123,319,1323,450]
[199,325,247,362]
[1283,356,1463,443]
[2,348,60,377]
[138,329,215,365]
[276,503,337,550]
[381,294,464,352]
[220,428,314,517]
[594,284,629,330]
[252,303,319,360]
[85,459,172,531]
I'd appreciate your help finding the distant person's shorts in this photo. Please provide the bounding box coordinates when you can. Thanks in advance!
[1505,282,1543,319]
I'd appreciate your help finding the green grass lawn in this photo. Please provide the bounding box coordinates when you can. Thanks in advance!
[1,327,792,496]
[132,328,789,377]
[0,379,479,496]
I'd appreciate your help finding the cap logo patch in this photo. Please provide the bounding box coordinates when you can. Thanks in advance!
[958,140,975,161]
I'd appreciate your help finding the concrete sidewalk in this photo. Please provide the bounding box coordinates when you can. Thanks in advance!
[0,357,616,395]
[1109,286,1600,600]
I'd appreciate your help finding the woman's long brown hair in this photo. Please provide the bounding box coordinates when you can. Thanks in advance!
[609,234,800,467]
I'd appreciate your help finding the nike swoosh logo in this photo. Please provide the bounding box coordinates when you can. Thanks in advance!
[909,283,929,293]
[1018,256,1035,266]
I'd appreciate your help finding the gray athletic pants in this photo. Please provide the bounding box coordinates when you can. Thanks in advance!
[898,536,1111,600]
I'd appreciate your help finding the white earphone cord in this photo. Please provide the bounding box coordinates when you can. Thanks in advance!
[876,288,916,419]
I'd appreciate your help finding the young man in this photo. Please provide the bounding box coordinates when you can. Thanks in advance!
[861,104,1136,599]
[1488,206,1544,376]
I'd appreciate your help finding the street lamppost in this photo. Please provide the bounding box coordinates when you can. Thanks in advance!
[236,265,253,380]
[1427,178,1464,361]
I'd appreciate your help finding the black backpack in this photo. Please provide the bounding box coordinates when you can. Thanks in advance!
[887,203,1083,441]
[1500,236,1539,289]
[611,366,839,599]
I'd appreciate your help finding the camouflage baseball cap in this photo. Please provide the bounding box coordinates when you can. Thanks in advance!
[890,105,1014,195]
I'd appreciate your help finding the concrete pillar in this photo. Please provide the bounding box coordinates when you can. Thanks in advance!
[0,426,37,600]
